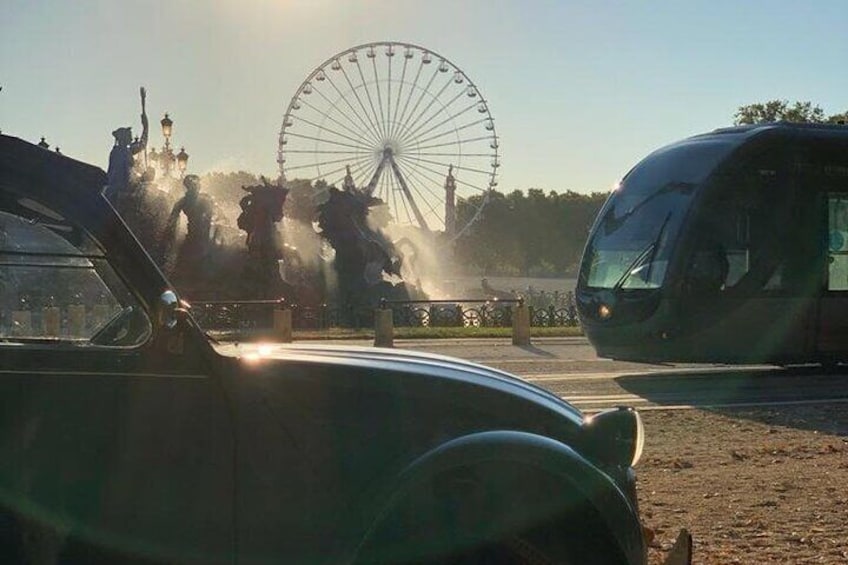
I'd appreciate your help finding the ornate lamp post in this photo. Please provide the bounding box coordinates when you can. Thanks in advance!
[160,113,173,142]
[151,112,189,178]
[176,147,189,176]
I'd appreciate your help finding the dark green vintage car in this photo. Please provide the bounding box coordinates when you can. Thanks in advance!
[0,134,688,564]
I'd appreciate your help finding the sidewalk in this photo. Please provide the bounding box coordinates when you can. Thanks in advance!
[310,336,597,363]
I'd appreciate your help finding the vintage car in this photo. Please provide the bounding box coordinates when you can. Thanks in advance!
[0,134,689,564]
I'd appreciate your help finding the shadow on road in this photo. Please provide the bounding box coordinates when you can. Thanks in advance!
[516,344,558,358]
[615,366,848,435]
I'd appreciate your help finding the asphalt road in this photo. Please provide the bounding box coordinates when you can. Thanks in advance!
[384,337,848,412]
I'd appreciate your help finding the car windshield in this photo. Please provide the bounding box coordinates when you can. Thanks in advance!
[580,139,737,289]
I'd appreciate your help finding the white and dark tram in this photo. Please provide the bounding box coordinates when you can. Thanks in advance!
[577,122,848,364]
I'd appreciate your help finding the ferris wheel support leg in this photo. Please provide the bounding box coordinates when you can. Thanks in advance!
[388,154,429,231]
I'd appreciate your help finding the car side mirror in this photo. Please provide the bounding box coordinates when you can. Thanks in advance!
[157,290,185,330]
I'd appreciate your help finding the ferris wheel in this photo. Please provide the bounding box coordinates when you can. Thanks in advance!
[278,41,500,239]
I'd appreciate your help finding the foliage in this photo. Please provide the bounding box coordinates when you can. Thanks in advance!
[734,100,848,125]
[454,189,608,276]
[199,171,264,204]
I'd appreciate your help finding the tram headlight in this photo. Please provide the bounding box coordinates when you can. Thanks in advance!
[583,406,645,467]
[598,303,613,320]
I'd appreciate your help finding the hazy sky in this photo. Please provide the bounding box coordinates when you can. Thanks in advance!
[3,0,846,194]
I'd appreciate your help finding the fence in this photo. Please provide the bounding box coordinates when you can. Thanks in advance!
[0,303,119,339]
[188,292,579,333]
[0,293,580,340]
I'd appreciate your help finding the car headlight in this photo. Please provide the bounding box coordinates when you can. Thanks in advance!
[582,406,645,467]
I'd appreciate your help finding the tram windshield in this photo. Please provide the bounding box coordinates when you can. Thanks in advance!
[581,138,738,289]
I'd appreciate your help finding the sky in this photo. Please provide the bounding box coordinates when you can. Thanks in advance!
[2,0,847,194]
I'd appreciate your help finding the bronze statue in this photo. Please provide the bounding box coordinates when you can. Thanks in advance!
[237,178,291,298]
[157,174,218,285]
[106,87,148,200]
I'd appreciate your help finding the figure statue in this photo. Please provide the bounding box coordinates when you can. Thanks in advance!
[159,174,218,283]
[237,178,291,298]
[316,185,408,310]
[177,175,215,248]
[105,87,148,200]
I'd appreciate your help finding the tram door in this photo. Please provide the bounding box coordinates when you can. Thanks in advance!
[680,147,819,362]
[818,193,848,354]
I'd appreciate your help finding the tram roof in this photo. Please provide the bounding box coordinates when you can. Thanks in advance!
[695,121,848,144]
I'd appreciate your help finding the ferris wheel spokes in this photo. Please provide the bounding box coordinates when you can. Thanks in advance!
[353,60,387,140]
[369,55,386,140]
[399,85,468,147]
[297,94,382,148]
[288,112,377,149]
[401,100,482,148]
[279,42,498,239]
[398,154,490,195]
[391,58,427,141]
[395,65,443,141]
[401,78,455,143]
[319,67,384,145]
[389,53,411,140]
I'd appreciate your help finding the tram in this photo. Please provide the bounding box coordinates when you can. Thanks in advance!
[576,122,848,364]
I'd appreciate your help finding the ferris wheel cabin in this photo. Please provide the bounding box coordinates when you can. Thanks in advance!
[577,122,848,364]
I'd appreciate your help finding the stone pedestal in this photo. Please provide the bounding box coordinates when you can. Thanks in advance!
[512,303,531,346]
[374,308,394,348]
[273,308,293,343]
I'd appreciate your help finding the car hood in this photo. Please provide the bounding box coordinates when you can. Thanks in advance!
[212,341,584,426]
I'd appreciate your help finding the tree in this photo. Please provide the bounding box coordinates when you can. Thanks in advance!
[453,188,608,277]
[734,99,847,125]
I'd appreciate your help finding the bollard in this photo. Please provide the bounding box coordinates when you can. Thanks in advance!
[68,305,86,336]
[273,307,293,343]
[374,306,394,348]
[512,301,531,346]
[12,310,32,337]
[42,306,61,337]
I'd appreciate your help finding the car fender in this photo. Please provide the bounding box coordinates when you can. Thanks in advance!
[351,430,645,564]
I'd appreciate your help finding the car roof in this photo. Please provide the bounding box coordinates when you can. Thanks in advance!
[0,133,107,210]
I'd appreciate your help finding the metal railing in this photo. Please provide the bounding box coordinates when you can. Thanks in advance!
[188,292,578,332]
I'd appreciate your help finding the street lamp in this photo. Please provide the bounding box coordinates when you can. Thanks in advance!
[176,147,189,176]
[152,112,189,179]
[160,113,173,142]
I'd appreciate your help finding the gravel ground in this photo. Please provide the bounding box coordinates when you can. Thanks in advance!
[637,405,848,564]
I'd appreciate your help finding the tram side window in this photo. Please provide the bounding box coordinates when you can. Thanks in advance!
[725,211,750,288]
[828,196,848,291]
[693,160,797,295]
[799,139,848,292]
